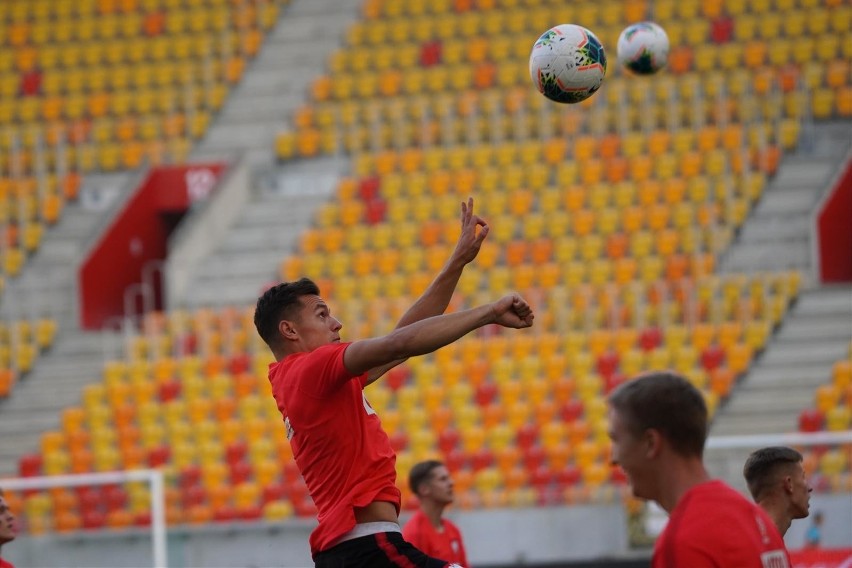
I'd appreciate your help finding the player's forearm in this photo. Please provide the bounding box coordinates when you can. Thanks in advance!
[394,256,466,329]
[386,304,493,361]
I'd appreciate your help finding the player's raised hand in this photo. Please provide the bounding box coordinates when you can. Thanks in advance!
[450,197,489,265]
[491,294,534,329]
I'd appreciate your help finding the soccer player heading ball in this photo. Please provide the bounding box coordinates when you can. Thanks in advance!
[255,199,533,567]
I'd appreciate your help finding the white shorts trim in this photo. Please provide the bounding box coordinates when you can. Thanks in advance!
[329,521,401,548]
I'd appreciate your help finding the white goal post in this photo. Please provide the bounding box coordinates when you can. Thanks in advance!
[1,469,167,568]
[706,430,852,450]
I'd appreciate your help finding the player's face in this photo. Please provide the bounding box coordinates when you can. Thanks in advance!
[293,295,342,351]
[608,407,653,501]
[0,495,16,545]
[789,461,812,519]
[425,466,454,505]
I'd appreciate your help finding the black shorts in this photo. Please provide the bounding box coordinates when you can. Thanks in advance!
[314,531,457,568]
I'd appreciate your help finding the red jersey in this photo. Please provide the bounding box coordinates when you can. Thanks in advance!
[268,343,400,556]
[653,480,791,568]
[403,510,469,567]
[0,557,14,568]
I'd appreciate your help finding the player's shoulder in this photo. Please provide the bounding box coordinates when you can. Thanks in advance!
[674,481,752,528]
[279,344,346,376]
[689,480,750,508]
[442,516,463,533]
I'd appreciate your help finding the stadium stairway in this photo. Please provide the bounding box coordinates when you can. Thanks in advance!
[712,286,852,437]
[177,0,361,308]
[711,119,852,438]
[0,171,137,477]
[190,0,361,167]
[180,172,336,309]
[720,120,851,278]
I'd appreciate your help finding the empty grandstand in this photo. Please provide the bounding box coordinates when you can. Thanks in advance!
[0,0,849,566]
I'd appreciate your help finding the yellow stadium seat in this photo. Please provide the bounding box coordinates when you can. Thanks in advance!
[826,406,850,432]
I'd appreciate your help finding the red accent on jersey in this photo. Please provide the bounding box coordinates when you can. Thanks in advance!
[268,343,400,555]
[653,480,791,568]
[403,510,469,567]
[0,557,15,568]
[376,532,420,568]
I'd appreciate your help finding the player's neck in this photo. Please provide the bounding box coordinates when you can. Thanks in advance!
[656,458,710,514]
[760,498,792,537]
[421,500,446,530]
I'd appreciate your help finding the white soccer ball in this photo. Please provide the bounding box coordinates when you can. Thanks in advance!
[617,22,670,75]
[529,24,607,104]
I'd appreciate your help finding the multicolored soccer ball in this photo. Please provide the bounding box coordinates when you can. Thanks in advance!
[529,24,607,104]
[616,22,670,75]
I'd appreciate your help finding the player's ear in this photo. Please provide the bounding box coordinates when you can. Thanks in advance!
[782,475,794,495]
[279,319,298,341]
[643,428,662,459]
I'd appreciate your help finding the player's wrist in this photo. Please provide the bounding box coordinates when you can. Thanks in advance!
[445,253,467,272]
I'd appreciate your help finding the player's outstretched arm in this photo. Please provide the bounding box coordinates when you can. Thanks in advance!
[344,294,533,377]
[394,197,489,328]
[363,197,488,385]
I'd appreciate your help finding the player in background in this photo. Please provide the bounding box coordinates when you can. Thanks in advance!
[607,372,791,568]
[743,446,813,537]
[0,489,16,568]
[403,460,469,567]
[255,199,534,567]
[804,511,823,548]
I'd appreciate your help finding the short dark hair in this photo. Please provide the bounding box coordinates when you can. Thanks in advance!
[609,371,708,458]
[743,446,803,501]
[409,460,444,496]
[254,278,320,349]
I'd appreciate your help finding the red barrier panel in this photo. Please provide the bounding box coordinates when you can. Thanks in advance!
[790,548,852,568]
[79,163,227,330]
[817,157,852,283]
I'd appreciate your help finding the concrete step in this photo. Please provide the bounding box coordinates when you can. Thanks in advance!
[724,387,817,413]
[0,410,62,434]
[723,242,810,271]
[220,225,300,254]
[185,281,268,308]
[235,64,315,96]
[197,121,282,149]
[216,93,303,124]
[47,332,106,356]
[239,195,325,225]
[752,189,822,216]
[18,353,103,377]
[737,215,811,242]
[0,390,85,413]
[253,40,325,68]
[196,251,284,279]
[795,289,852,316]
[776,315,852,341]
[742,365,829,389]
[710,413,798,436]
[286,0,359,17]
[759,341,850,367]
[767,159,836,193]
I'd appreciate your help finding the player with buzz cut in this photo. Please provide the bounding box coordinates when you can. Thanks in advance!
[403,460,469,567]
[743,446,813,538]
[607,371,791,568]
[254,199,534,568]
